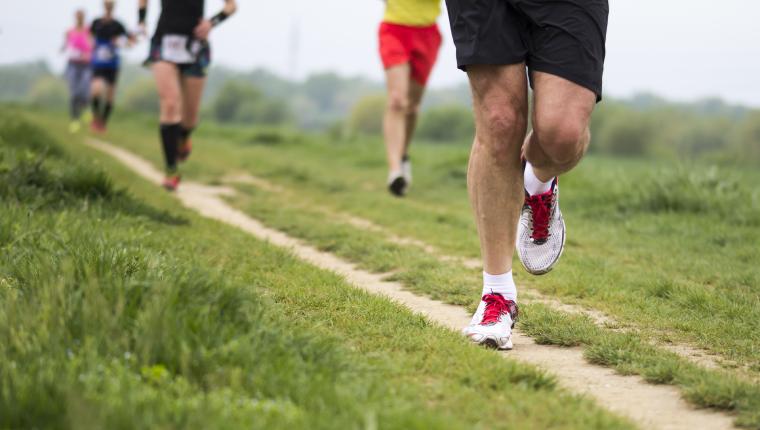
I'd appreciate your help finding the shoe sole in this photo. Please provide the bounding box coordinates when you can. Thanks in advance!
[388,177,407,197]
[467,333,513,350]
[518,214,566,276]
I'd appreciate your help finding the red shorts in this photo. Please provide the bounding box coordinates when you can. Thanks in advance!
[379,22,442,85]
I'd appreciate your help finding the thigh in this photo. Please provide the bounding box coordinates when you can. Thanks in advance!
[379,23,411,70]
[409,26,441,86]
[467,63,529,124]
[385,63,411,102]
[407,80,426,112]
[531,71,596,133]
[518,0,609,101]
[446,0,528,69]
[152,62,182,103]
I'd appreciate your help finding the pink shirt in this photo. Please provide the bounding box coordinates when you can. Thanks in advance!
[66,28,93,63]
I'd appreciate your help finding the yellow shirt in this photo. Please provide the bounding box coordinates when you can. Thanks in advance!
[383,0,441,27]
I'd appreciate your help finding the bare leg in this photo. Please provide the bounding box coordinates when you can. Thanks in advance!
[152,62,183,174]
[403,80,426,157]
[383,64,411,173]
[523,72,596,181]
[90,77,106,119]
[152,62,182,124]
[180,75,207,130]
[467,64,529,275]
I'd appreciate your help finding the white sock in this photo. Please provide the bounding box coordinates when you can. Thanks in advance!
[387,169,402,184]
[524,161,553,196]
[482,270,517,302]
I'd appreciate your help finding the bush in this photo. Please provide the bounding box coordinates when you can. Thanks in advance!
[347,94,385,136]
[122,79,158,114]
[27,76,67,109]
[417,105,474,142]
[211,81,291,125]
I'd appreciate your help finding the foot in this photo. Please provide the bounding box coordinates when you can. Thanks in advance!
[517,179,566,275]
[69,120,81,134]
[177,137,192,162]
[90,119,106,134]
[463,293,518,350]
[162,174,181,192]
[387,171,407,197]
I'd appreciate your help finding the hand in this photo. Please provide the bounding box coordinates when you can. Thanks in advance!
[193,19,212,40]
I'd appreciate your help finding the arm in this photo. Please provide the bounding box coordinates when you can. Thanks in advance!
[60,30,68,53]
[138,0,148,35]
[194,0,237,40]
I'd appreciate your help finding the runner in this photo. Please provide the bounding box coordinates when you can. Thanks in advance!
[89,0,135,133]
[138,0,237,191]
[61,9,93,134]
[447,0,609,349]
[379,0,442,197]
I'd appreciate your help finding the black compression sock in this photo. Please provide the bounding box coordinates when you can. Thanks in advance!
[91,98,101,119]
[180,126,194,141]
[160,123,182,172]
[102,103,113,124]
[402,154,410,162]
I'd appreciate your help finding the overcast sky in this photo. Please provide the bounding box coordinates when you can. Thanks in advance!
[1,0,759,106]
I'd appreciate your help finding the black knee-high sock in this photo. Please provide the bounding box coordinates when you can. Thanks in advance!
[102,102,113,124]
[179,126,194,144]
[160,123,181,173]
[91,98,101,119]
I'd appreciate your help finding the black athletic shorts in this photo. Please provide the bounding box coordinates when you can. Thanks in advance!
[92,67,119,85]
[446,0,609,101]
[145,36,211,78]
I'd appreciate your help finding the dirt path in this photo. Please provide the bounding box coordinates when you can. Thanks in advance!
[87,139,737,430]
[223,172,742,373]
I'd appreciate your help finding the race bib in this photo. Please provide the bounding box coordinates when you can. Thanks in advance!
[162,34,195,64]
[94,44,115,62]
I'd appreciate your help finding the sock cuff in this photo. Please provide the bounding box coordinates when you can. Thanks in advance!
[483,270,517,302]
[483,270,513,287]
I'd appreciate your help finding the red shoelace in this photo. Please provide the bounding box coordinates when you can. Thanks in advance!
[480,293,515,325]
[525,189,554,242]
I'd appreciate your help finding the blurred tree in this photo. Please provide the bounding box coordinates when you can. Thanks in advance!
[347,94,385,136]
[212,81,291,125]
[417,105,474,142]
[27,76,67,109]
[122,79,159,114]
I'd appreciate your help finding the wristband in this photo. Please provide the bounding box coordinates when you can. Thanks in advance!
[210,11,229,27]
[138,7,147,24]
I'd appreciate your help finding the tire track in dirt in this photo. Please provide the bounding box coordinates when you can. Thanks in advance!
[87,139,736,430]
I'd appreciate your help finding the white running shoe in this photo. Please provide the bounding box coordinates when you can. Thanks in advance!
[463,293,519,350]
[517,178,566,275]
[401,157,412,185]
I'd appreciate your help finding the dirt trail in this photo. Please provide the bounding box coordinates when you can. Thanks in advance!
[224,172,743,372]
[88,139,736,430]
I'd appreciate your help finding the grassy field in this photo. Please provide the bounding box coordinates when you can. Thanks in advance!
[0,108,646,428]
[22,108,760,426]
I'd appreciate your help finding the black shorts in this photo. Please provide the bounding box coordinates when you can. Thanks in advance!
[144,36,211,78]
[446,0,608,101]
[92,67,119,85]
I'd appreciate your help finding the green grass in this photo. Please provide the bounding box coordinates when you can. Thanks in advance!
[0,108,639,428]
[32,109,760,427]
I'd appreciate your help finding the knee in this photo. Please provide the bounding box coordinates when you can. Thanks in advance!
[159,96,182,119]
[476,105,527,162]
[533,116,589,165]
[387,92,409,115]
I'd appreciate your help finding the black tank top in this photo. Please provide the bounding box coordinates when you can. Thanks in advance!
[153,0,205,39]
